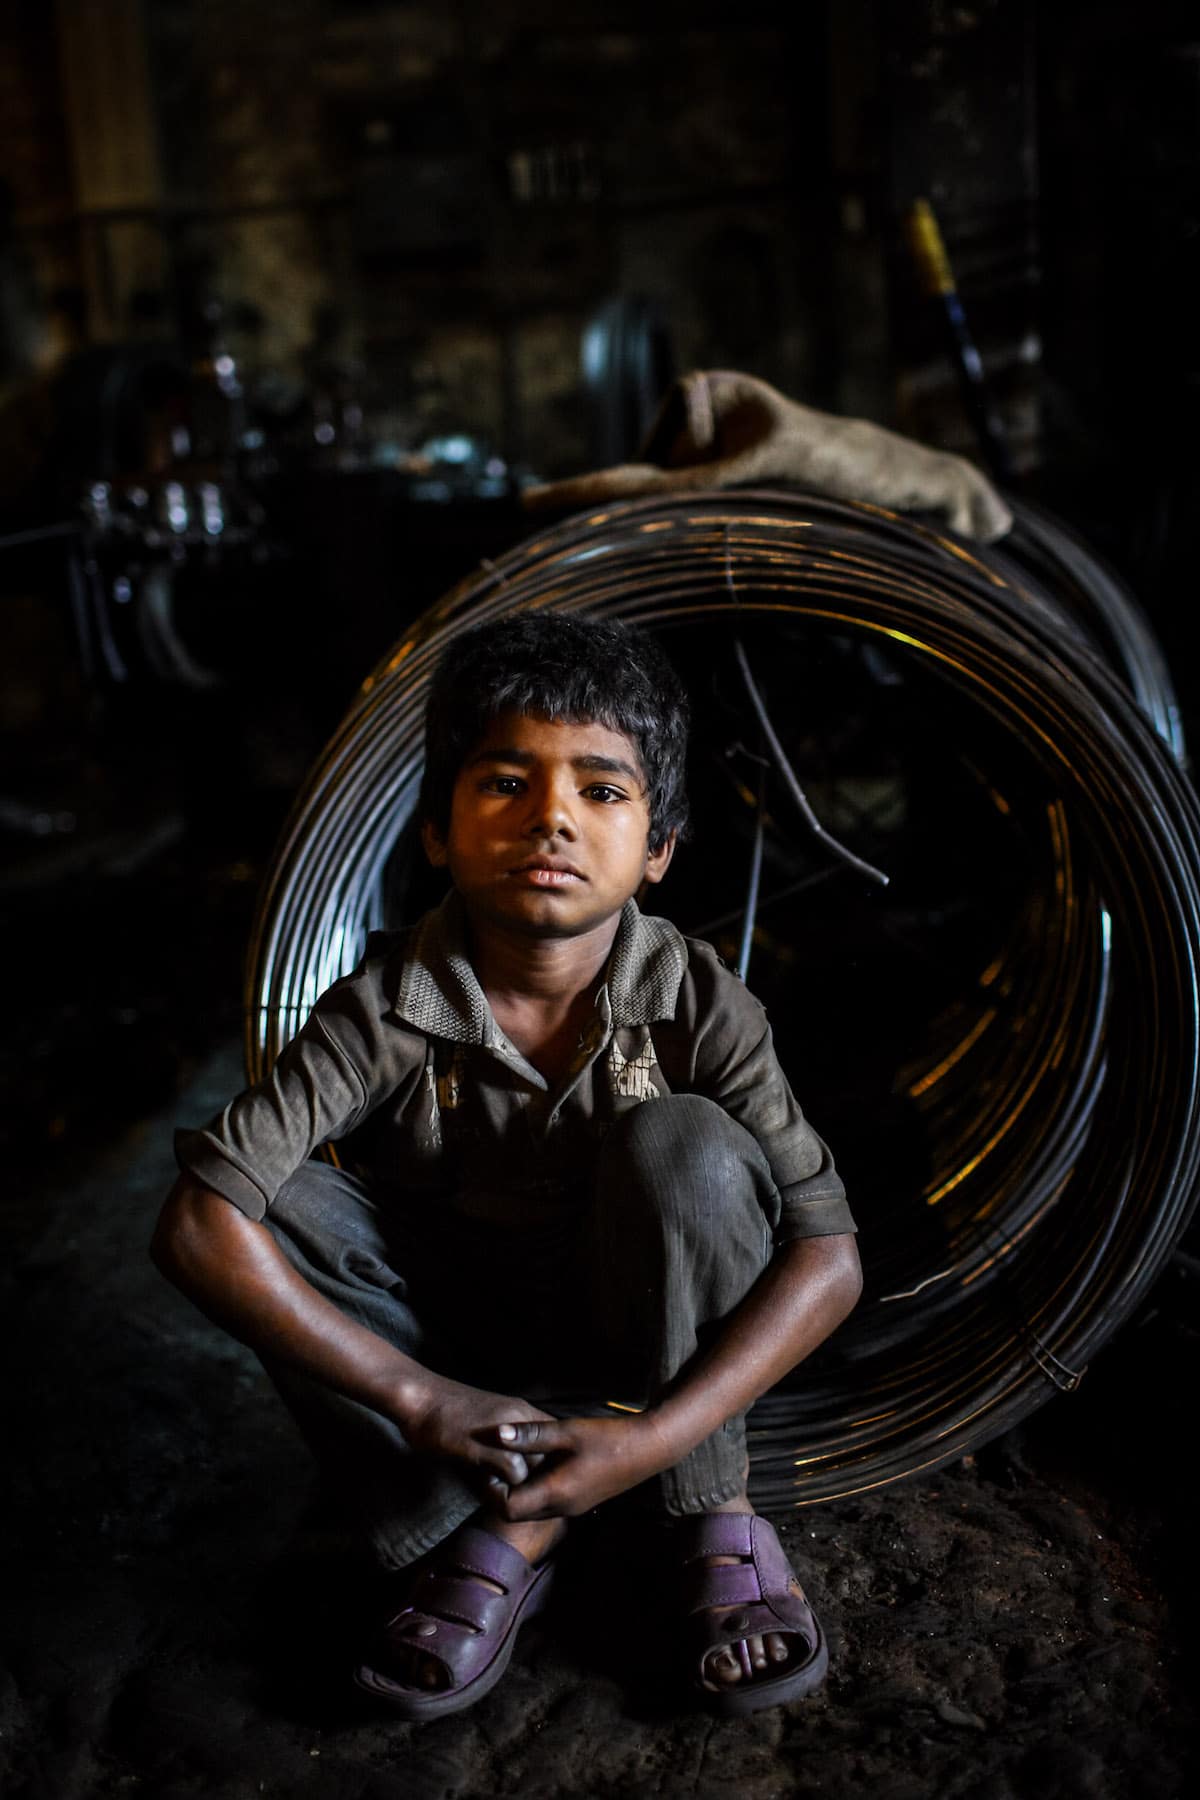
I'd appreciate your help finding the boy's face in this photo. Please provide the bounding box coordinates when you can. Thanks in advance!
[422,709,675,942]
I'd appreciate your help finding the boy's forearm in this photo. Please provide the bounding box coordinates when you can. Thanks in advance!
[151,1176,432,1430]
[639,1232,862,1470]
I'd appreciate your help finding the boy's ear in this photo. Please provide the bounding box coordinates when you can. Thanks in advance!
[642,830,677,887]
[421,819,448,867]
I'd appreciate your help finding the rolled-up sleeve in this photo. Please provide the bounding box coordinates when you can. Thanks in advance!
[667,940,856,1241]
[175,964,394,1220]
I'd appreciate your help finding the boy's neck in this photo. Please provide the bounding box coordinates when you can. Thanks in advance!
[462,908,621,1006]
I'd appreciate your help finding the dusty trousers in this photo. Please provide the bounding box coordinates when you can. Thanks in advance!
[260,1094,780,1567]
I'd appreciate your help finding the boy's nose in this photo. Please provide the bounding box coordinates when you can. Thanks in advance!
[526,778,578,837]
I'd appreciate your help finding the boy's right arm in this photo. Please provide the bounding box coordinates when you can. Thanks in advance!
[151,1175,548,1489]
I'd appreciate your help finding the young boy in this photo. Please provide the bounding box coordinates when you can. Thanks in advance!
[152,613,862,1720]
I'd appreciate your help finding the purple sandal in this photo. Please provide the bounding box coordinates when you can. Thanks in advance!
[676,1512,829,1717]
[354,1522,555,1719]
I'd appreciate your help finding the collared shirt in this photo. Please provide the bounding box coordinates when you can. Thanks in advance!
[176,894,855,1245]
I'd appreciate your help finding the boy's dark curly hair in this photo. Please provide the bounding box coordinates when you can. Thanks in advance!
[420,611,690,853]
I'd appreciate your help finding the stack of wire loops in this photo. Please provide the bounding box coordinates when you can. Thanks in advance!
[246,490,1200,1505]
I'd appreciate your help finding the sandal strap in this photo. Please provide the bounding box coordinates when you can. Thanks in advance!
[745,1516,795,1598]
[448,1524,538,1593]
[675,1513,796,1601]
[675,1511,755,1562]
[382,1608,473,1683]
[404,1572,511,1637]
[682,1561,761,1612]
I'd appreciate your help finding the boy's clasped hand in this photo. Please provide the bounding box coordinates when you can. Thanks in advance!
[399,1378,676,1521]
[401,1375,556,1492]
[486,1413,672,1519]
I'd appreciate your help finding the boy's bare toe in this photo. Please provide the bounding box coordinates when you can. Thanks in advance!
[699,1587,811,1685]
[383,1641,447,1691]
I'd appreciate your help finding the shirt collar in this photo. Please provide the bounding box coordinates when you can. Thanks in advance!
[389,891,687,1042]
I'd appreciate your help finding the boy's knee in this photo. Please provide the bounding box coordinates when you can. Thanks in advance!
[606,1092,767,1170]
[599,1095,779,1238]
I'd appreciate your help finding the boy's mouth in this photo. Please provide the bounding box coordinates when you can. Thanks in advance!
[509,858,584,886]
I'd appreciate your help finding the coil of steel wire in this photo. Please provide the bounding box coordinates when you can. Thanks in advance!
[245,488,1200,1506]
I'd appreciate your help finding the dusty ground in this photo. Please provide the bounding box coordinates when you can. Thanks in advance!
[3,1028,1195,1800]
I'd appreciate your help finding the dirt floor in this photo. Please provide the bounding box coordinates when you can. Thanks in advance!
[3,1020,1196,1800]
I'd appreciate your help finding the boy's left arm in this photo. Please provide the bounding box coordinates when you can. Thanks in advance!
[487,1228,861,1520]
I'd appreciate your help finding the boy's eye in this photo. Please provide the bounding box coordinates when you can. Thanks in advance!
[482,775,525,795]
[584,783,626,803]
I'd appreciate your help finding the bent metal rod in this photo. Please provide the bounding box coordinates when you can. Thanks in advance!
[244,489,1200,1505]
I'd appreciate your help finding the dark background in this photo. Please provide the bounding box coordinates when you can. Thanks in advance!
[2,4,1198,1796]
[3,0,1199,1168]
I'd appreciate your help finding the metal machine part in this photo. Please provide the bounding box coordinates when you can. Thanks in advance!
[245,489,1200,1504]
